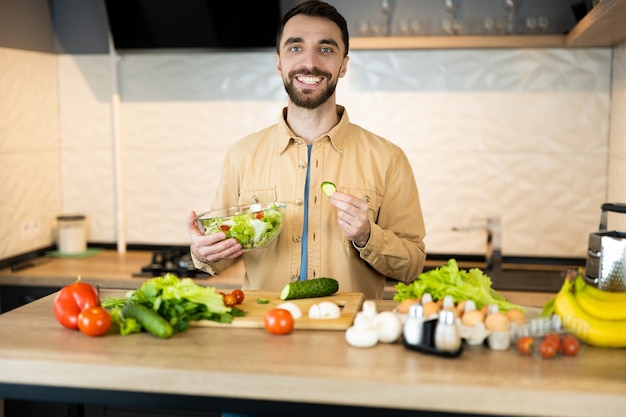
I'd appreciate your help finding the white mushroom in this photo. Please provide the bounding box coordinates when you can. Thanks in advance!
[308,301,341,319]
[372,311,403,343]
[345,325,379,348]
[276,302,303,320]
[360,300,378,320]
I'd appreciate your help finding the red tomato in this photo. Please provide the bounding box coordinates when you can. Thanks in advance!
[562,334,580,356]
[516,336,535,355]
[544,333,561,351]
[223,293,238,307]
[53,281,101,330]
[254,212,264,220]
[539,339,558,359]
[231,289,245,304]
[264,308,294,335]
[220,225,230,232]
[78,307,112,337]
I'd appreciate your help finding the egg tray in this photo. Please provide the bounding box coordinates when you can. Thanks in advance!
[403,319,463,358]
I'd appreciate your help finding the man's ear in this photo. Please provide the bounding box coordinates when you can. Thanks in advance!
[276,54,282,74]
[339,55,349,78]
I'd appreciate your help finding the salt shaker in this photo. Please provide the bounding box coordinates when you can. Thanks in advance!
[434,310,461,352]
[403,303,424,346]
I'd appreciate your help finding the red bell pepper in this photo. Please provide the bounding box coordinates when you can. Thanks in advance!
[53,279,100,330]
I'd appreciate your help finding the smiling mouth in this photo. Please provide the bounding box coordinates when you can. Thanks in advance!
[295,75,323,85]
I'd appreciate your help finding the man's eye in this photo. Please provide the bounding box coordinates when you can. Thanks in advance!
[320,47,332,53]
[289,46,302,52]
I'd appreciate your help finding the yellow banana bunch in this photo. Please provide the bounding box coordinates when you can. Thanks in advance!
[574,277,626,321]
[553,276,626,348]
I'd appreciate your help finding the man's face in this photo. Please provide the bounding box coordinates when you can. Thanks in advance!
[276,14,349,109]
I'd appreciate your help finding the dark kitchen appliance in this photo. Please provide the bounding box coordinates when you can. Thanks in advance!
[133,248,210,279]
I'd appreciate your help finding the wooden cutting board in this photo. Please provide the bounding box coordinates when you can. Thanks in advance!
[193,290,365,331]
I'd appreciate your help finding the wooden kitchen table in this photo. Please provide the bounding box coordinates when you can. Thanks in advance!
[0,290,624,417]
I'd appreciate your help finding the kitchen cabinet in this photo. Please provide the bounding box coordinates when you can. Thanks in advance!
[351,0,626,49]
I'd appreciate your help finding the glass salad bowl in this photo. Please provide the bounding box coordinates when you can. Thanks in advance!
[195,201,287,251]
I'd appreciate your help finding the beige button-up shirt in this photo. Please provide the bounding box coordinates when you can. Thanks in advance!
[193,106,426,299]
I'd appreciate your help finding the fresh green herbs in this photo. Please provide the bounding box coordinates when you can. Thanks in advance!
[102,273,245,336]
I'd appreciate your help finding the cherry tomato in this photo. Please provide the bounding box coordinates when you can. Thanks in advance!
[516,336,535,355]
[254,212,264,220]
[562,334,580,356]
[220,225,230,232]
[78,307,112,337]
[539,339,558,359]
[544,333,561,351]
[223,293,238,307]
[231,289,245,304]
[53,280,101,330]
[264,308,294,335]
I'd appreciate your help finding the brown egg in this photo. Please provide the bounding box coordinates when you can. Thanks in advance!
[506,308,526,325]
[423,301,441,319]
[456,300,467,314]
[397,298,419,314]
[480,305,489,316]
[461,310,485,327]
[484,312,510,332]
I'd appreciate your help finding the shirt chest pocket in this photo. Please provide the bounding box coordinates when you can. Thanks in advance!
[341,186,382,223]
[238,188,278,207]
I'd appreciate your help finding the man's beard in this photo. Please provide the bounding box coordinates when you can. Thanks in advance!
[284,69,337,109]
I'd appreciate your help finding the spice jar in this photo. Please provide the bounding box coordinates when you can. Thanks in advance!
[57,215,86,254]
[434,310,461,352]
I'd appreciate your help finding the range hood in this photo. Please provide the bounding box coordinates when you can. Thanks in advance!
[104,0,282,50]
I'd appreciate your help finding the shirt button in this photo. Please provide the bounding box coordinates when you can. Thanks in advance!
[252,196,259,203]
[363,250,371,257]
[295,199,303,206]
[364,195,370,203]
[298,162,306,169]
[293,236,301,243]
[290,275,299,282]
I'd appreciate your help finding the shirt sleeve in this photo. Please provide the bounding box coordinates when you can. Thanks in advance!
[354,151,426,283]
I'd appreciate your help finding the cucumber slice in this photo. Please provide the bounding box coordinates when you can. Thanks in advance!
[321,181,337,197]
[280,278,339,300]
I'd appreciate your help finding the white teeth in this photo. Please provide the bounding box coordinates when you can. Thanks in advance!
[297,76,321,85]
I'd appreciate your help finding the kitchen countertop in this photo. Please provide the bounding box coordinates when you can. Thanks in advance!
[0,289,624,417]
[0,250,245,290]
[0,250,557,307]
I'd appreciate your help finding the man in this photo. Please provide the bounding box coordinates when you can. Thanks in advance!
[187,0,426,300]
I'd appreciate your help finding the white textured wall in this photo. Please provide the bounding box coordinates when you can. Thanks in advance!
[0,47,61,257]
[608,41,626,232]
[2,45,621,261]
[55,48,612,258]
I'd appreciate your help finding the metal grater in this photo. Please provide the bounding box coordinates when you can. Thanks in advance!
[585,203,626,292]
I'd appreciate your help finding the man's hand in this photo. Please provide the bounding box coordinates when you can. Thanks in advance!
[329,192,371,247]
[186,211,243,263]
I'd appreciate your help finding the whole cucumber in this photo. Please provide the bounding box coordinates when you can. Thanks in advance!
[280,278,339,300]
[122,303,174,339]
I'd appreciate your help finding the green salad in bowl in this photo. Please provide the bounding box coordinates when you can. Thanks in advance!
[195,202,286,251]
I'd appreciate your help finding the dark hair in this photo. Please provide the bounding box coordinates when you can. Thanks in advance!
[276,0,349,57]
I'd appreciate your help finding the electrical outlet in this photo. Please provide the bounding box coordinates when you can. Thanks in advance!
[20,219,41,241]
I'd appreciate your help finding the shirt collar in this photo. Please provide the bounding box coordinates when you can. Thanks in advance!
[276,105,350,153]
